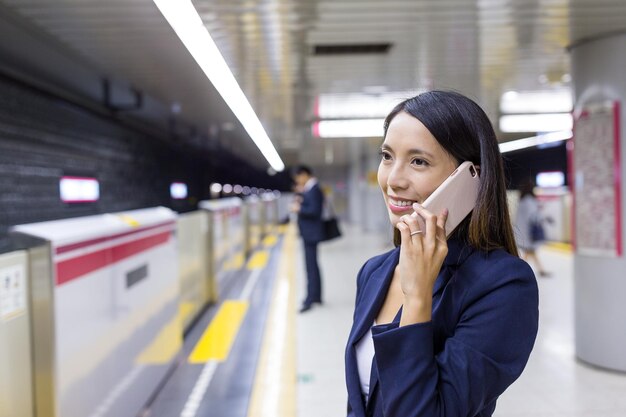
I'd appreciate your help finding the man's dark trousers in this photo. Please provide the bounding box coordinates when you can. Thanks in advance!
[297,182,325,307]
[304,241,322,304]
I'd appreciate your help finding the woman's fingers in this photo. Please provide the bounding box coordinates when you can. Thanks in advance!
[398,214,423,249]
[396,206,449,299]
[396,219,412,244]
[410,204,448,261]
[403,212,421,232]
[412,203,437,245]
[436,208,449,242]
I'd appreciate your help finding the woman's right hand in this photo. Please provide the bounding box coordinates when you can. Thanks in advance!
[395,203,449,325]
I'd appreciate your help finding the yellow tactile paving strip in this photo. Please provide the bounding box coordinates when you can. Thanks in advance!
[246,223,297,417]
[247,250,270,270]
[262,234,278,248]
[136,311,182,364]
[136,297,210,364]
[223,251,245,271]
[185,228,279,366]
[188,300,249,363]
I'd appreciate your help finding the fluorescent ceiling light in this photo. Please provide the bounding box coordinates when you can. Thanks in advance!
[210,183,222,193]
[313,119,385,138]
[499,130,572,153]
[153,0,284,172]
[536,171,565,188]
[316,90,423,119]
[500,89,573,114]
[499,113,573,133]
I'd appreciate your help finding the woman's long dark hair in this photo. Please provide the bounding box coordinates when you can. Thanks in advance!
[386,90,518,255]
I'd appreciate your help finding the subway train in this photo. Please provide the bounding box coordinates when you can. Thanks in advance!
[0,193,290,417]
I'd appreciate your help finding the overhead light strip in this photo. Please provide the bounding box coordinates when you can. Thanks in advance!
[153,0,285,172]
[499,130,572,154]
[313,119,385,138]
[499,113,573,133]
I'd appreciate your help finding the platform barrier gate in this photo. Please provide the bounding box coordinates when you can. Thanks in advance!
[12,207,179,417]
[0,245,36,417]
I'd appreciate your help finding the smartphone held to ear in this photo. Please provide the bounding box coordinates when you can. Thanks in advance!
[415,161,480,238]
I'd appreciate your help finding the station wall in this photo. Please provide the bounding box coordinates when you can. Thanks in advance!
[0,74,205,237]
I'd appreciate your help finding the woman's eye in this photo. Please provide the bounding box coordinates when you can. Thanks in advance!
[379,150,392,161]
[411,158,428,166]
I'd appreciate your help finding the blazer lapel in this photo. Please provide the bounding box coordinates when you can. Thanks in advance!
[351,238,470,342]
[346,248,399,416]
[365,240,474,407]
[349,248,400,345]
[434,238,474,296]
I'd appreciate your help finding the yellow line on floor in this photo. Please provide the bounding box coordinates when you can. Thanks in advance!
[188,300,249,363]
[247,250,269,270]
[224,251,245,271]
[263,234,278,248]
[178,301,198,329]
[246,223,297,417]
[135,319,182,365]
[544,241,573,253]
[135,306,185,364]
[181,300,198,319]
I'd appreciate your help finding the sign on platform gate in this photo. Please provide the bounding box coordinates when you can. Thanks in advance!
[0,264,26,321]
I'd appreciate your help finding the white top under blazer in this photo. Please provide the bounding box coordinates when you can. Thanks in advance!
[355,324,375,402]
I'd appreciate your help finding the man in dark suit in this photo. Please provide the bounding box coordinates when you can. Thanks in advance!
[291,165,325,313]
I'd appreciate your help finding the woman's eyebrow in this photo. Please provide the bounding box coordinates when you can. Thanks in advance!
[408,148,435,158]
[381,143,434,158]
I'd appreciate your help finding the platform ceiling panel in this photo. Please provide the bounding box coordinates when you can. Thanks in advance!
[1,0,625,168]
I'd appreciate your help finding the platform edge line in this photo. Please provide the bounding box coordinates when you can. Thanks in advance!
[245,223,297,417]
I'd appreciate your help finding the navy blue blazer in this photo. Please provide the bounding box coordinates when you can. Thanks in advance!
[345,238,539,417]
[297,182,325,243]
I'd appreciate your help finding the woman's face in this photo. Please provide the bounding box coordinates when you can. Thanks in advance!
[378,111,458,226]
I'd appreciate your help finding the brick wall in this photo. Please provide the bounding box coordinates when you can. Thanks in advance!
[0,75,207,237]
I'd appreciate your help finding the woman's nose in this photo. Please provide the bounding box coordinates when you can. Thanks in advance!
[386,163,408,189]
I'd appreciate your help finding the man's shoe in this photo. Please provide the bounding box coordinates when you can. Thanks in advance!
[299,303,313,313]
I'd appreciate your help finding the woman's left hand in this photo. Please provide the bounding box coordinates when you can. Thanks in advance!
[396,203,449,324]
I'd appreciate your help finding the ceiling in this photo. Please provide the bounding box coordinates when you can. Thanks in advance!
[1,0,626,171]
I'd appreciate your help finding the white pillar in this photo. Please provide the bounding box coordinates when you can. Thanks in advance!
[571,33,626,372]
[348,138,364,226]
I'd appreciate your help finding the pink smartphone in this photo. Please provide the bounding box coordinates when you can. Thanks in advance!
[414,161,480,237]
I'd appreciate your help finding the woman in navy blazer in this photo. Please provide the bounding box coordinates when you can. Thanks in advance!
[345,91,539,417]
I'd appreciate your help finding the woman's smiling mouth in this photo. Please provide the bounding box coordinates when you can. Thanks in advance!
[387,196,418,213]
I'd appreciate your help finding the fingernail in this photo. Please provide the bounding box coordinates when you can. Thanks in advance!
[413,202,421,209]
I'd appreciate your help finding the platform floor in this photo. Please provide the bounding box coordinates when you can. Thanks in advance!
[147,222,626,417]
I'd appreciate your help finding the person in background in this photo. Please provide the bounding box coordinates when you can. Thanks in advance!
[515,179,551,277]
[291,165,325,313]
[345,91,538,416]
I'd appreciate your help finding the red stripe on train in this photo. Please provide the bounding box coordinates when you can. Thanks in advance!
[55,231,171,286]
[55,221,175,255]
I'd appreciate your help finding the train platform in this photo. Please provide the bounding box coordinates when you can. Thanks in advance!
[143,222,626,417]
